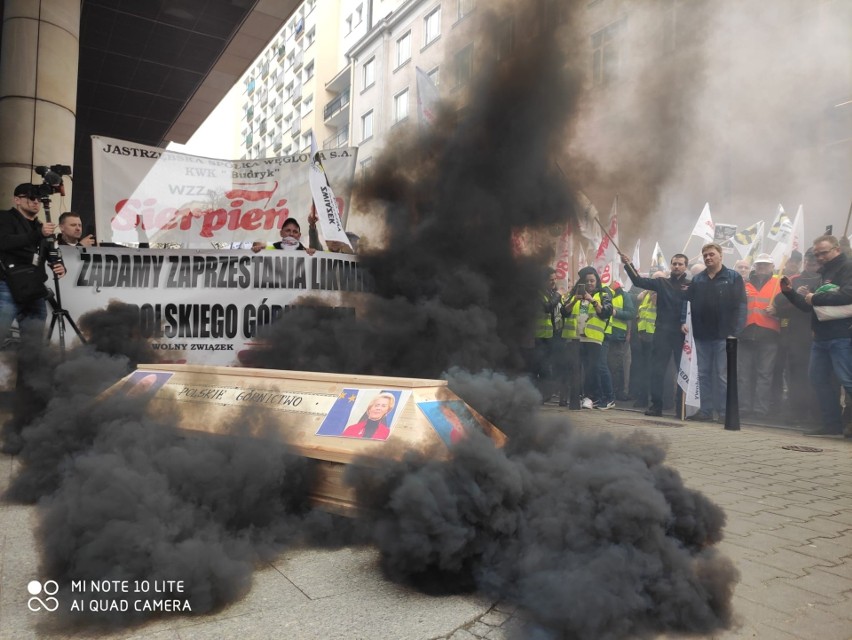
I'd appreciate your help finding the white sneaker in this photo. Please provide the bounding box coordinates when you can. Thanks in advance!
[596,400,616,410]
[581,397,594,410]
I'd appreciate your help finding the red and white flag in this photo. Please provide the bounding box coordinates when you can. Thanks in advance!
[551,222,573,292]
[689,202,715,243]
[594,198,619,285]
[416,66,439,126]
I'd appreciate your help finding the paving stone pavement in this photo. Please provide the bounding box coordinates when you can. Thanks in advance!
[0,406,849,639]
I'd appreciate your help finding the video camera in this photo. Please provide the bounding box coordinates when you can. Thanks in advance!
[33,164,72,197]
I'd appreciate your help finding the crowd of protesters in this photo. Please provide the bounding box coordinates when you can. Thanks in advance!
[530,236,852,438]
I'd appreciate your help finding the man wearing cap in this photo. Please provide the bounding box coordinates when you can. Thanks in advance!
[0,184,66,453]
[738,253,782,419]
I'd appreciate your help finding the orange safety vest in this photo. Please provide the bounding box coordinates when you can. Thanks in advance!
[745,275,780,332]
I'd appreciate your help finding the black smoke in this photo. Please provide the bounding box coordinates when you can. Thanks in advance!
[3,1,738,637]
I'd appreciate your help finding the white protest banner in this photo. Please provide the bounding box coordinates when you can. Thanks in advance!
[92,135,358,247]
[54,246,366,365]
[309,133,352,249]
[677,302,701,416]
[551,222,573,292]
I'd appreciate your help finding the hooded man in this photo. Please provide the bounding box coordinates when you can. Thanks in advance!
[561,266,612,409]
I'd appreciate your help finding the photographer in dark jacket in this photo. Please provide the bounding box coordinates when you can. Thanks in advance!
[0,183,66,454]
[780,235,852,437]
[619,251,691,417]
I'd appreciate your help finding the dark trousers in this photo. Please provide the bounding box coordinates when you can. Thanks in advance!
[555,340,581,408]
[598,339,613,403]
[533,337,556,399]
[787,340,819,421]
[607,339,628,399]
[579,341,602,401]
[738,338,780,415]
[649,329,685,412]
[631,335,653,405]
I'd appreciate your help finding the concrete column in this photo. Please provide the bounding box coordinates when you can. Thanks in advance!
[0,0,80,216]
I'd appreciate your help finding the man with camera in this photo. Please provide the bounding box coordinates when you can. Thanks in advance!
[57,211,96,247]
[0,183,66,453]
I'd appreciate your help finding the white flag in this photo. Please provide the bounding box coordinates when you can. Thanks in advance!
[575,191,602,248]
[690,202,715,242]
[767,204,793,242]
[650,242,667,272]
[416,66,440,126]
[790,205,805,255]
[677,302,701,416]
[730,221,764,260]
[770,205,804,270]
[631,238,641,273]
[308,132,352,249]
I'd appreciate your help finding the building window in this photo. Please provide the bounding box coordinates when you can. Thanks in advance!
[306,27,316,47]
[346,15,353,34]
[356,4,363,25]
[302,130,313,151]
[302,94,313,117]
[454,45,472,88]
[396,31,411,68]
[424,7,442,45]
[591,18,626,85]
[361,110,374,140]
[428,66,440,86]
[363,57,375,89]
[394,88,409,122]
[361,157,372,179]
[496,17,514,59]
[304,60,315,81]
[458,0,474,19]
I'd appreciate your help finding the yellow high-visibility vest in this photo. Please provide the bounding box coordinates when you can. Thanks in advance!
[637,295,657,335]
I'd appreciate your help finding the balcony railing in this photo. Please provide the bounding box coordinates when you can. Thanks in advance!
[323,88,350,121]
[323,126,349,149]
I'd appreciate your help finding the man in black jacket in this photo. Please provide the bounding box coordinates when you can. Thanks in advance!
[620,251,691,417]
[1,183,67,453]
[781,235,852,436]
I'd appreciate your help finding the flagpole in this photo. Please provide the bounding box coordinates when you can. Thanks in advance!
[843,199,852,238]
[594,216,623,254]
[683,236,692,256]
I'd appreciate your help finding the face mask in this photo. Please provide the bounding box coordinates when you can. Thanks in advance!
[280,236,300,250]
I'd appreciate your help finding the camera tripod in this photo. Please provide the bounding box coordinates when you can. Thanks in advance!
[40,194,86,356]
